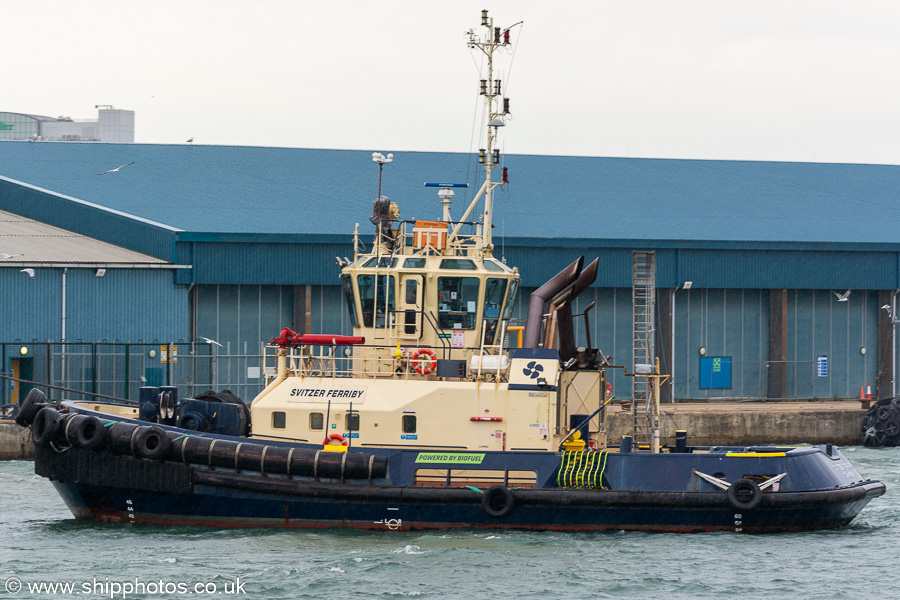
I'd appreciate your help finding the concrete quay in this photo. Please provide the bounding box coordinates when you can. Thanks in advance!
[606,401,867,447]
[0,421,34,460]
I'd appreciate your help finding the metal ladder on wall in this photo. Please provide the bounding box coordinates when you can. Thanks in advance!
[631,251,656,451]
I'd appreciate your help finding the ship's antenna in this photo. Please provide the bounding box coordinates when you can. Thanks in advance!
[450,10,523,256]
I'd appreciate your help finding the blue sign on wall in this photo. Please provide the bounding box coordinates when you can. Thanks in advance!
[817,355,828,377]
[699,357,732,389]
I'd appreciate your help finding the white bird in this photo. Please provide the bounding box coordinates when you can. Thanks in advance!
[186,137,194,143]
[20,268,34,278]
[200,336,222,347]
[834,289,851,302]
[1,253,23,259]
[98,161,135,175]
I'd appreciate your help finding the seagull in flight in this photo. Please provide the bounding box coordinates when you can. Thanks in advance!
[20,268,34,278]
[98,161,135,175]
[1,253,23,259]
[834,289,851,302]
[200,336,222,347]
[186,137,194,143]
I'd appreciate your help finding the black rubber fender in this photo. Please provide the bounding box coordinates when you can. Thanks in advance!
[727,478,762,510]
[863,426,886,447]
[31,406,60,448]
[134,426,171,460]
[891,397,900,414]
[481,485,516,519]
[74,415,107,451]
[178,411,208,432]
[0,403,19,419]
[15,388,46,427]
[860,412,877,434]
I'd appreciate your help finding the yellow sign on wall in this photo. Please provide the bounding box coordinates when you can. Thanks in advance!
[160,345,178,363]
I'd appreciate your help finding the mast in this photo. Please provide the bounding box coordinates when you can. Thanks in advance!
[462,10,522,256]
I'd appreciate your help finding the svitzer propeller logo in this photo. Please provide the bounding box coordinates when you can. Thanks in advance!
[522,361,544,379]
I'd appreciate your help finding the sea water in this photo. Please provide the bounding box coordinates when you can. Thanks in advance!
[1,447,898,600]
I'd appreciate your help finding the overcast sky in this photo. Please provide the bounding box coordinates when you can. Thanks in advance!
[6,1,900,164]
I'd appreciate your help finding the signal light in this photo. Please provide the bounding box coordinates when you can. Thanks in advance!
[492,149,500,164]
[494,27,501,43]
[502,167,509,182]
[481,10,489,26]
[503,97,510,114]
[478,149,487,164]
[504,30,510,44]
[480,80,487,95]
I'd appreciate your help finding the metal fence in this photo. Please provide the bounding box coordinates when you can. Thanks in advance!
[1,341,267,405]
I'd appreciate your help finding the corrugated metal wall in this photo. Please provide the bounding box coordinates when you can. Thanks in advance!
[196,284,294,353]
[0,267,188,342]
[785,289,877,399]
[189,242,353,285]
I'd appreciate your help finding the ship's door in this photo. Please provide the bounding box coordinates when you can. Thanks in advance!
[399,275,424,340]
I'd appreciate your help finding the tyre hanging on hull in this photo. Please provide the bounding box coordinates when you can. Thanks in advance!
[481,485,515,518]
[31,406,60,447]
[134,426,171,460]
[727,478,762,511]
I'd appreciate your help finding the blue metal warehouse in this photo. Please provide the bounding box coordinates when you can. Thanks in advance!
[2,141,899,403]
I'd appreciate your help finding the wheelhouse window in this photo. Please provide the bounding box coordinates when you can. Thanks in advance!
[482,277,509,345]
[341,274,360,328]
[362,257,398,268]
[483,259,509,272]
[439,259,477,270]
[403,258,426,269]
[357,274,395,327]
[438,276,480,330]
[502,279,519,321]
[272,411,286,429]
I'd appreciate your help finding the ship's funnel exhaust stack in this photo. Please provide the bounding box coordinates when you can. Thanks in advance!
[553,258,599,362]
[523,257,583,348]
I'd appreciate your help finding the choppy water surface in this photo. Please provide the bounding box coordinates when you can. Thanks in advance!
[1,447,898,599]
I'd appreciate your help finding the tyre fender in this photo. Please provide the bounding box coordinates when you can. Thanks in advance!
[31,406,60,447]
[481,485,515,519]
[74,415,108,451]
[134,426,171,460]
[15,388,46,427]
[727,478,762,511]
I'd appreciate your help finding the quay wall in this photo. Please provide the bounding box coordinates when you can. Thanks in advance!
[605,402,867,447]
[0,422,33,460]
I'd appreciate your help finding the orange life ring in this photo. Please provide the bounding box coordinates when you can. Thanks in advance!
[606,382,612,398]
[411,348,437,375]
[323,433,348,446]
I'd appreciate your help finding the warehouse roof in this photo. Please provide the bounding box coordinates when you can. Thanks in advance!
[0,209,166,265]
[2,141,900,248]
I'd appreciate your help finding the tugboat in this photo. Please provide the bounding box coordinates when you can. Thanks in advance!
[22,10,884,532]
